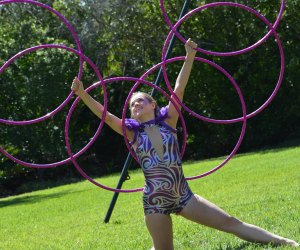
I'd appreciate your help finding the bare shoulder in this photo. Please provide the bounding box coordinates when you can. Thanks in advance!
[163,104,179,129]
[163,117,175,128]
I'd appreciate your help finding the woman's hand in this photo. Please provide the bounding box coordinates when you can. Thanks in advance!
[71,77,85,96]
[185,38,197,56]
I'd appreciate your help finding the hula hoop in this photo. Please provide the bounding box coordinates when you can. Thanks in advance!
[139,56,247,180]
[0,44,107,169]
[0,1,285,187]
[0,0,84,125]
[161,2,284,124]
[159,0,285,57]
[65,76,186,193]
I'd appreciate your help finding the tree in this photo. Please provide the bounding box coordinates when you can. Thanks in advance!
[1,0,299,196]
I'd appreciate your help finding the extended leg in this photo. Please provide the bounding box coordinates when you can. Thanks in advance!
[145,213,174,250]
[179,194,299,247]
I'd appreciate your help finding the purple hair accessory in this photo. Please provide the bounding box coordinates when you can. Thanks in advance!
[124,106,169,132]
[124,106,175,146]
[156,106,169,122]
[124,119,140,131]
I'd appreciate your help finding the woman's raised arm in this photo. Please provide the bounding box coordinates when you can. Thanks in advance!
[166,38,197,128]
[71,77,134,140]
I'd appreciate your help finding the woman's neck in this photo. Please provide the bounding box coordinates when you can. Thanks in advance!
[137,114,155,124]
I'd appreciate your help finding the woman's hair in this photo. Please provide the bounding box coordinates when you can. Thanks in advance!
[129,92,160,118]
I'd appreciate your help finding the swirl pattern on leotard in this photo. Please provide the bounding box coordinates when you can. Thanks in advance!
[127,109,193,215]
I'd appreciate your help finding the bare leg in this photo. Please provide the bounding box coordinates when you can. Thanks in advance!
[179,194,299,247]
[145,213,174,250]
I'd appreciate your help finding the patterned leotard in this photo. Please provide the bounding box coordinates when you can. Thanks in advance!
[126,107,193,215]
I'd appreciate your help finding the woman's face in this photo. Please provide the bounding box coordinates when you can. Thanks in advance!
[130,93,155,120]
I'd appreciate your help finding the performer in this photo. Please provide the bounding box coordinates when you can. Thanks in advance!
[71,39,299,249]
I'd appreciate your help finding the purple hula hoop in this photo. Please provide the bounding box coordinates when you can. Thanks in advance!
[0,44,107,169]
[161,2,284,124]
[0,1,286,189]
[65,76,186,193]
[0,0,84,125]
[159,0,285,57]
[138,56,247,180]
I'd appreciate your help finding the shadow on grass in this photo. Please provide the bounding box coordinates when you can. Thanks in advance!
[185,139,300,166]
[0,189,87,208]
[216,242,251,249]
[216,242,288,249]
[245,139,300,156]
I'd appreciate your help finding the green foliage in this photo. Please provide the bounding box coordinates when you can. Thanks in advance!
[0,1,299,194]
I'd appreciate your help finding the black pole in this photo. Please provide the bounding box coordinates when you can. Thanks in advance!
[151,0,191,98]
[103,154,132,223]
[104,0,191,224]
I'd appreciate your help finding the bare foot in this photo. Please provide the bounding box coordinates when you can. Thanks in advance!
[281,238,299,248]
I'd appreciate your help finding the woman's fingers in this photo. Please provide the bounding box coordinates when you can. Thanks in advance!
[186,38,197,49]
[185,38,197,54]
[71,77,82,94]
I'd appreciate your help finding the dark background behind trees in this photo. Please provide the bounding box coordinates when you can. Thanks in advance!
[1,0,299,197]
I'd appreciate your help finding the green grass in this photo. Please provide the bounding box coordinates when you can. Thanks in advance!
[0,146,299,250]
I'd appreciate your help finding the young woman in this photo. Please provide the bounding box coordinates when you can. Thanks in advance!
[71,39,299,249]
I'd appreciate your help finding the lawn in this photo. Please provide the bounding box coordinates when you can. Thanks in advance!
[0,146,299,249]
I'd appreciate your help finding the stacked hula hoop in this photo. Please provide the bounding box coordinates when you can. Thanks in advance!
[0,0,285,192]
